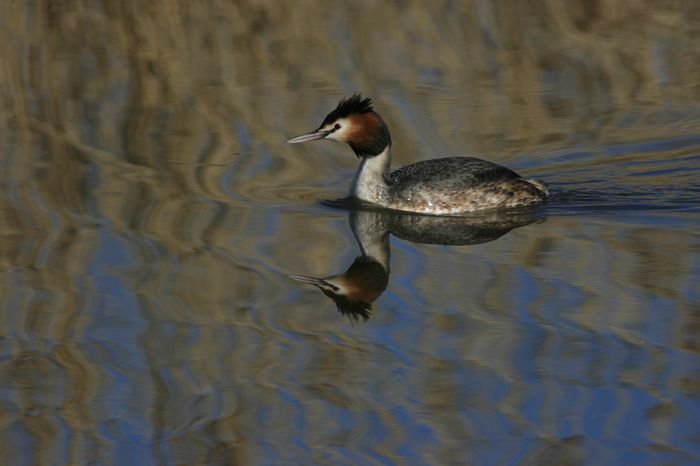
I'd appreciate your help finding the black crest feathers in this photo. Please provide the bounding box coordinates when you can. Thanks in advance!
[321,94,374,126]
[321,256,388,322]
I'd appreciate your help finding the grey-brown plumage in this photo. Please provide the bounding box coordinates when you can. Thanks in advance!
[287,94,548,214]
[386,157,548,214]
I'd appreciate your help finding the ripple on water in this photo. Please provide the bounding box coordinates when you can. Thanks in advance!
[2,4,700,461]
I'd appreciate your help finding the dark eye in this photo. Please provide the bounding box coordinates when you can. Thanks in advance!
[334,123,341,130]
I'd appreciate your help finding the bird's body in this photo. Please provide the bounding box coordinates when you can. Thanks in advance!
[353,152,547,215]
[287,95,548,215]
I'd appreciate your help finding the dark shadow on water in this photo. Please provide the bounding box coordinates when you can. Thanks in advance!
[529,135,700,216]
[542,183,700,216]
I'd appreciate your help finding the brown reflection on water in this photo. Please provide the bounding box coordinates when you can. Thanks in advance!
[3,2,700,170]
[0,1,699,465]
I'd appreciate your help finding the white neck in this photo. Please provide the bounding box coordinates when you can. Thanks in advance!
[350,210,391,271]
[349,146,392,204]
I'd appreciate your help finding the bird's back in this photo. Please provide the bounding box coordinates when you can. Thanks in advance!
[387,157,546,214]
[389,157,519,187]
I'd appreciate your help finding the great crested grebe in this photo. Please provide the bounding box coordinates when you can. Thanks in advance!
[287,94,548,215]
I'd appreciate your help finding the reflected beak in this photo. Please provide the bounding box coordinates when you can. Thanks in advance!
[288,274,330,287]
[286,129,330,144]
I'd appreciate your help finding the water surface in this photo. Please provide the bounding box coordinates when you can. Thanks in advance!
[0,2,699,465]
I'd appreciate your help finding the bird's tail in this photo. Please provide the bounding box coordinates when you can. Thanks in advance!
[525,178,549,197]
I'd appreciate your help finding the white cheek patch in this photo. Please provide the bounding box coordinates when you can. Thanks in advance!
[324,118,352,141]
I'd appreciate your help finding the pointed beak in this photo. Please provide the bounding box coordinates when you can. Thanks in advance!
[288,274,330,287]
[286,129,330,144]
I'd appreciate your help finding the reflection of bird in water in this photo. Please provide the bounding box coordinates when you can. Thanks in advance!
[289,257,388,321]
[289,207,390,321]
[289,207,542,321]
[287,94,548,214]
